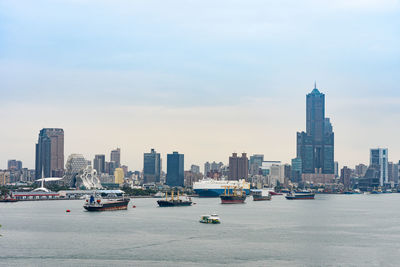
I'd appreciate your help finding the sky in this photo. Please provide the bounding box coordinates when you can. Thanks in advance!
[0,0,400,172]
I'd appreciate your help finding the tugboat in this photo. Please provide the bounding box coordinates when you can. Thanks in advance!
[0,193,18,203]
[199,214,221,224]
[83,192,130,211]
[220,186,246,204]
[252,190,271,201]
[285,191,315,200]
[157,191,192,207]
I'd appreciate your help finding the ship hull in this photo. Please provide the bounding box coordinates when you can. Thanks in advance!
[253,196,271,201]
[220,195,246,204]
[285,194,315,200]
[194,188,250,198]
[84,199,130,211]
[157,200,192,207]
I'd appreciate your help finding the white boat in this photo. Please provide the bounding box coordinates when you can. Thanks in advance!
[193,178,250,197]
[199,214,221,224]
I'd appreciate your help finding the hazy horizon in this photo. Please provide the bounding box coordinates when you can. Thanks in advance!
[1,0,399,171]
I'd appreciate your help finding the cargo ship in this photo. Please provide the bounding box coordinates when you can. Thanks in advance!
[251,190,271,201]
[220,186,246,204]
[83,193,130,211]
[285,192,315,200]
[193,178,250,197]
[157,191,192,207]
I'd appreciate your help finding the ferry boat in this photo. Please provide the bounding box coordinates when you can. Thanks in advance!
[285,192,315,200]
[193,178,250,197]
[0,193,18,202]
[157,191,192,207]
[199,214,221,224]
[252,189,271,201]
[83,193,130,211]
[220,186,246,204]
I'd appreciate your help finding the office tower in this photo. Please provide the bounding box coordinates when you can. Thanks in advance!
[190,165,200,174]
[105,161,117,175]
[143,148,161,184]
[8,159,22,171]
[204,162,211,177]
[114,168,124,185]
[370,148,388,186]
[355,163,368,177]
[334,161,339,178]
[110,148,121,167]
[93,154,106,174]
[340,166,352,189]
[249,154,264,176]
[296,84,334,183]
[228,153,249,180]
[35,128,64,178]
[291,158,302,183]
[166,152,184,187]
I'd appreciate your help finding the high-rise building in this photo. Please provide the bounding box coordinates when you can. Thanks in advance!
[388,162,398,186]
[143,148,161,184]
[355,163,368,177]
[340,166,352,189]
[291,158,302,183]
[296,84,334,183]
[166,152,184,187]
[114,168,124,185]
[93,154,106,174]
[105,161,117,175]
[204,162,211,177]
[8,159,22,171]
[190,164,200,174]
[110,148,121,167]
[228,153,248,180]
[35,128,64,178]
[334,161,339,178]
[65,154,88,173]
[249,154,264,176]
[370,148,388,186]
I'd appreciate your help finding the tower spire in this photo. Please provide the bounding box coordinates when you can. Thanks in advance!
[314,81,317,89]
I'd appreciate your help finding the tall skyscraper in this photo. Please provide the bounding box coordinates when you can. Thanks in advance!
[143,148,161,184]
[190,164,200,174]
[35,128,64,178]
[249,154,264,176]
[228,153,248,180]
[8,159,22,170]
[296,84,334,183]
[110,148,121,167]
[166,152,184,187]
[93,154,106,174]
[370,148,388,186]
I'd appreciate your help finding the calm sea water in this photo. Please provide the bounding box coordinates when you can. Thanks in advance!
[1,194,400,266]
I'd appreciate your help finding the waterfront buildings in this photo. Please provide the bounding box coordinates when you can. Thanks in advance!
[110,148,121,168]
[370,148,388,187]
[249,154,264,176]
[228,153,248,180]
[204,161,224,177]
[8,160,22,171]
[388,162,399,187]
[114,168,124,185]
[143,148,161,184]
[190,164,200,174]
[340,166,352,189]
[166,152,184,187]
[291,158,302,183]
[35,128,65,179]
[93,154,106,174]
[65,154,88,173]
[296,85,335,183]
[355,163,368,177]
[184,170,203,187]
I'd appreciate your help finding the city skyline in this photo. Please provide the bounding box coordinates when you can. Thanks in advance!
[1,1,400,170]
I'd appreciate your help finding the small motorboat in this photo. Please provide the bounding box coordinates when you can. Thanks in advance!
[199,214,221,224]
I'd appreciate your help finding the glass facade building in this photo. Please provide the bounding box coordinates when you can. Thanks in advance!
[296,86,334,174]
[166,152,184,187]
[143,148,161,184]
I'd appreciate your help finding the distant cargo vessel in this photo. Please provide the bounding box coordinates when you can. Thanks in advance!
[157,191,192,207]
[193,179,250,197]
[220,186,246,204]
[84,194,130,211]
[285,192,315,200]
[251,190,271,201]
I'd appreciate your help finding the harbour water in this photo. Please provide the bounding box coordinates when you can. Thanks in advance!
[1,194,400,266]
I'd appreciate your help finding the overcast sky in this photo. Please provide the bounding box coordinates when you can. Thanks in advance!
[1,0,399,171]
